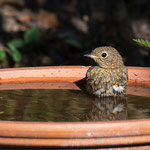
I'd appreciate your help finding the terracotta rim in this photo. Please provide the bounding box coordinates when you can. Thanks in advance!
[0,66,150,147]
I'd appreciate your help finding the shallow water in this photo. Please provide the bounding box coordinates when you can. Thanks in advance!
[0,89,150,122]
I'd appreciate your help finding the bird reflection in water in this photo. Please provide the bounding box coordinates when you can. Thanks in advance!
[86,96,127,121]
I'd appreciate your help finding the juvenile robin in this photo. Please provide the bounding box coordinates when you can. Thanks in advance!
[84,46,128,97]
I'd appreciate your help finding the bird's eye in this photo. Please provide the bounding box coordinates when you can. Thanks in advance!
[101,52,107,58]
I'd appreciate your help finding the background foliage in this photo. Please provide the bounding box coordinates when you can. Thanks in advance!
[0,0,149,68]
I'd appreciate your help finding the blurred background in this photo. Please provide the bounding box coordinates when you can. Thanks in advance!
[0,0,149,68]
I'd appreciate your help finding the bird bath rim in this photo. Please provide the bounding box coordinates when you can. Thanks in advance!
[0,66,150,148]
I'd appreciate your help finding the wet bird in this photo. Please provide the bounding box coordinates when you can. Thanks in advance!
[84,46,128,97]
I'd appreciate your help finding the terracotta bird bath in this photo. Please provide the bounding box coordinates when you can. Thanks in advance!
[0,66,150,149]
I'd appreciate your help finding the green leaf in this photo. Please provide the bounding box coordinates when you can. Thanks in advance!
[8,39,24,48]
[12,49,22,62]
[64,39,82,49]
[0,49,6,61]
[24,27,40,44]
[7,43,22,62]
[133,39,150,48]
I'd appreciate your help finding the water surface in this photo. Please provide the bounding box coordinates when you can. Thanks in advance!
[0,88,150,122]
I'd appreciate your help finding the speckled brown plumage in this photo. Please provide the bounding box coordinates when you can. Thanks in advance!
[85,46,128,97]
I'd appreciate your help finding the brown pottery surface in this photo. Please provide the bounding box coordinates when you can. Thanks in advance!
[0,66,150,148]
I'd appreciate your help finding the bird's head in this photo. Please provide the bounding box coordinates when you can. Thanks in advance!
[84,46,124,69]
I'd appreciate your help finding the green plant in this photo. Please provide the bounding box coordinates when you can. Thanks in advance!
[64,38,82,49]
[0,27,40,65]
[133,39,150,48]
[0,49,6,61]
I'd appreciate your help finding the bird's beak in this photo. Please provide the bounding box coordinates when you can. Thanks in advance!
[84,54,98,59]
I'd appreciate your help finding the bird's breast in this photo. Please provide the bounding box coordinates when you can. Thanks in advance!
[86,66,128,97]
